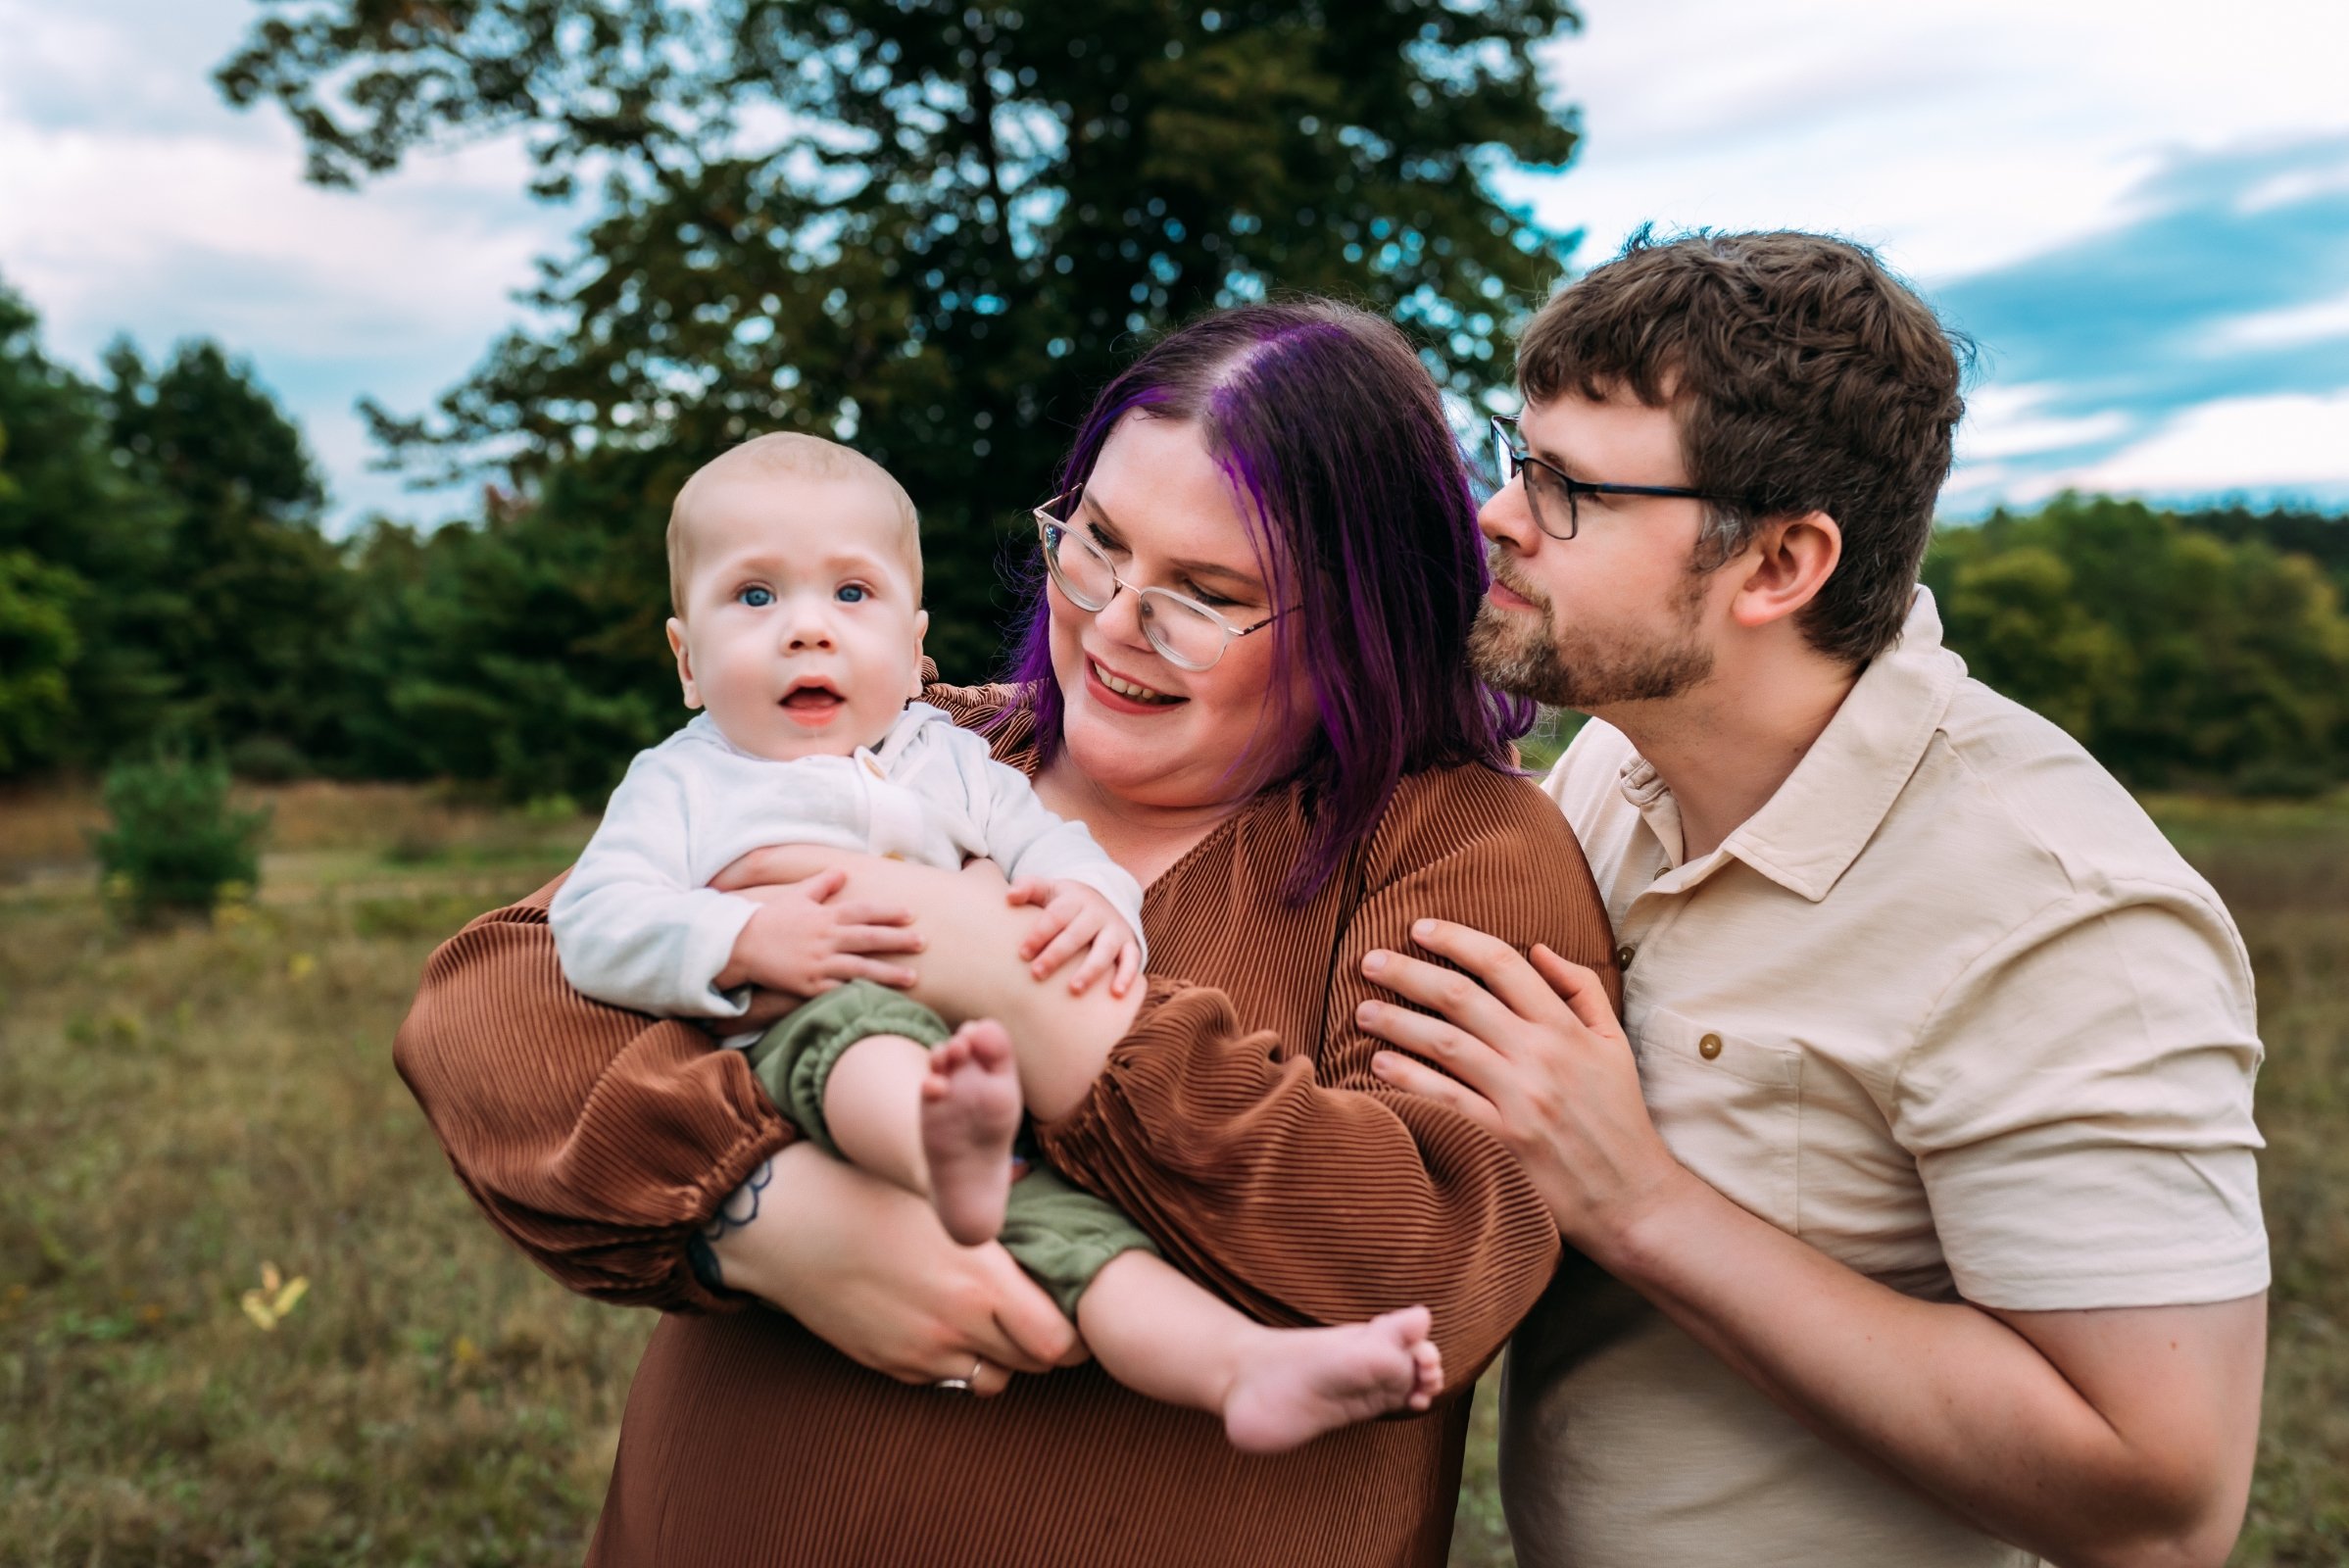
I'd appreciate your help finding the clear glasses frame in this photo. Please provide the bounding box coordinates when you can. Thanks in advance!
[1032,487,1285,672]
[1490,414,1747,541]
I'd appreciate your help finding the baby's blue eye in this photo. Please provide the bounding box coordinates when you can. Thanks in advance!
[738,585,774,608]
[836,584,868,604]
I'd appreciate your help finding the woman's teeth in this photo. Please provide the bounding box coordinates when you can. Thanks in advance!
[1093,661,1179,704]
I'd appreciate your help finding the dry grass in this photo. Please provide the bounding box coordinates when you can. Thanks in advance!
[2149,795,2349,1567]
[0,782,2341,1566]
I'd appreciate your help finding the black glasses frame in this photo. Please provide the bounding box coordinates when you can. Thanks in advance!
[1490,414,1750,542]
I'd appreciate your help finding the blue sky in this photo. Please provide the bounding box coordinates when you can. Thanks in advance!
[4,0,2346,530]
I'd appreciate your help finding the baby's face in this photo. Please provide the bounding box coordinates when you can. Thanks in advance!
[665,469,927,761]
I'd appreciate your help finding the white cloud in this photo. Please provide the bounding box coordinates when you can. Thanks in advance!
[1516,0,2349,285]
[0,120,558,360]
[0,0,570,530]
[2023,391,2349,498]
[1955,384,2133,463]
[2205,289,2349,352]
[2238,158,2349,214]
[6,0,2348,524]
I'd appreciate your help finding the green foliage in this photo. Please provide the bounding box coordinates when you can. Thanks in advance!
[0,281,179,756]
[2178,501,2349,591]
[89,750,270,923]
[102,338,353,761]
[219,0,1582,672]
[0,549,83,772]
[335,473,676,801]
[0,278,353,779]
[1925,493,2349,795]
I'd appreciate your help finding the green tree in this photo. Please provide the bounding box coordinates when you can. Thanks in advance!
[220,0,1580,676]
[337,475,674,800]
[0,279,180,767]
[102,339,352,764]
[0,548,82,772]
[1925,494,2349,794]
[1933,542,2128,742]
[2178,502,2349,594]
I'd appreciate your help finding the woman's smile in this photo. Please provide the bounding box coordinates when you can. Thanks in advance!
[1086,655,1186,710]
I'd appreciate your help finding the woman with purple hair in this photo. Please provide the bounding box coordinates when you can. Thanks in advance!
[395,299,1617,1566]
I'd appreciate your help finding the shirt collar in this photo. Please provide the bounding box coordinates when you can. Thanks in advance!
[1616,586,1966,904]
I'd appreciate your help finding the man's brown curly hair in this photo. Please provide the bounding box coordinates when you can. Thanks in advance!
[1516,229,1970,665]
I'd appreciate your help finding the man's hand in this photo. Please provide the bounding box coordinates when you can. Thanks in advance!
[1356,917,1688,1257]
[713,866,924,998]
[1359,917,2266,1568]
[1006,879,1142,998]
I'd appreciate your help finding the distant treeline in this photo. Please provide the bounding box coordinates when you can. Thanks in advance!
[1922,496,2349,797]
[5,282,2346,802]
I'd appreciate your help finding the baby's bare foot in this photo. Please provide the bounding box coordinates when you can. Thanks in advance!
[919,1019,1022,1246]
[1220,1305,1444,1454]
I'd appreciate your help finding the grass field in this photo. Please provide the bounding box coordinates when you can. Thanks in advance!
[2,779,2343,1565]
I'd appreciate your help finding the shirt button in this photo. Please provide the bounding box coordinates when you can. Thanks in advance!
[1698,1032,1724,1060]
[1616,944,1637,970]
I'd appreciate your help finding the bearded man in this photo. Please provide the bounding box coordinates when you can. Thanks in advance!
[1359,231,2269,1568]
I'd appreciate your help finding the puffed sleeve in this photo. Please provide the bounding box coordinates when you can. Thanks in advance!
[394,879,793,1311]
[1036,767,1616,1377]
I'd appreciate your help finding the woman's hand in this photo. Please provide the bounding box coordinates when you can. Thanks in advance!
[708,1142,1086,1394]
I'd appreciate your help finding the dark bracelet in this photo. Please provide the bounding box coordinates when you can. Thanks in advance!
[690,1156,774,1290]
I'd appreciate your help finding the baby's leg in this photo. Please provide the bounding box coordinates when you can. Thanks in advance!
[1074,1253,1445,1454]
[728,850,1142,1120]
[825,1021,1022,1246]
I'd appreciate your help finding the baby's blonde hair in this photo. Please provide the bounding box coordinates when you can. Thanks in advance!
[666,432,921,615]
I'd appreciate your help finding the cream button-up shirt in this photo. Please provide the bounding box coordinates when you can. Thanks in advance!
[1505,589,2268,1568]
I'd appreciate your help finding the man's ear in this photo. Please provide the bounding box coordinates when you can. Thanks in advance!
[666,617,703,709]
[1729,512,1841,632]
[905,609,931,702]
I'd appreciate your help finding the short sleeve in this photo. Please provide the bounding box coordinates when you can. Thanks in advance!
[1893,881,2269,1310]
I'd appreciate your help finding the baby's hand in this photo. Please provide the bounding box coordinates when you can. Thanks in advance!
[1006,879,1143,998]
[721,868,923,998]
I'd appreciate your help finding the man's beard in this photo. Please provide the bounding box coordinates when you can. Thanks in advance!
[1469,557,1715,710]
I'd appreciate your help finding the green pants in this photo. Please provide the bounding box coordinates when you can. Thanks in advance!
[743,981,1156,1317]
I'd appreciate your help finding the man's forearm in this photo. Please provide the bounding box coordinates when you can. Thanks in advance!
[1592,1170,2256,1568]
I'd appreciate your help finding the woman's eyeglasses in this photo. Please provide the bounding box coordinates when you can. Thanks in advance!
[1033,487,1286,672]
[1490,414,1749,541]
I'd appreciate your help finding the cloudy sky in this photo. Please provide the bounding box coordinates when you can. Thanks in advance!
[4,0,2346,530]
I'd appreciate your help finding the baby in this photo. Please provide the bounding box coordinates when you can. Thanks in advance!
[550,433,1443,1452]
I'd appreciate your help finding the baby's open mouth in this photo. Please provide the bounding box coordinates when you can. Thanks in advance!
[780,679,844,715]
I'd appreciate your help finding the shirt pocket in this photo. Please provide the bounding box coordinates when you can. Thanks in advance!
[1634,1007,1804,1234]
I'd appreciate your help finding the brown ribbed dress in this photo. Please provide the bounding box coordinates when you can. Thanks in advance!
[394,679,1618,1567]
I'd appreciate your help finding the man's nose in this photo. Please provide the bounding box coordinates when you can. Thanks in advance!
[1479,479,1540,556]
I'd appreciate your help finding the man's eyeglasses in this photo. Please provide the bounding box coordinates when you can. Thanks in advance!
[1033,487,1287,672]
[1490,414,1748,542]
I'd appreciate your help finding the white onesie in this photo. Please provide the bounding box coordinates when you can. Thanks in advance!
[551,702,1146,1024]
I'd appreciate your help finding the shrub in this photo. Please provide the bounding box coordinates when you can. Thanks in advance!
[90,749,269,923]
[226,733,310,783]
